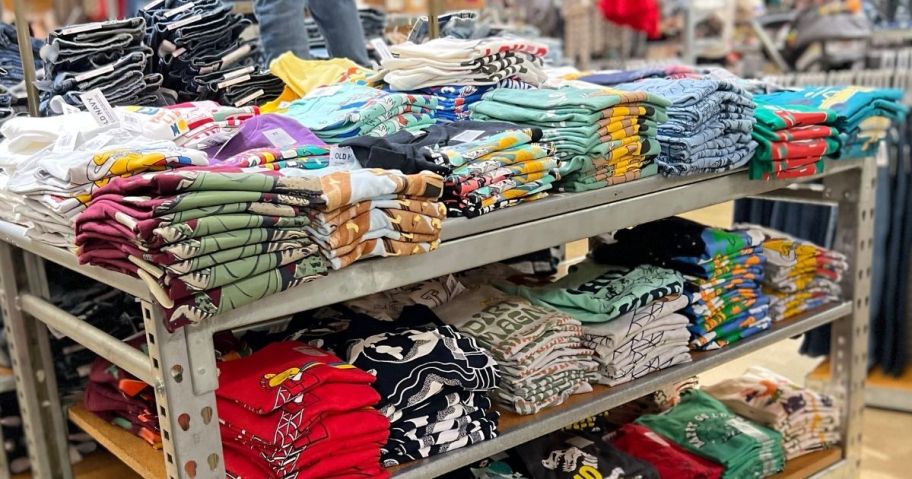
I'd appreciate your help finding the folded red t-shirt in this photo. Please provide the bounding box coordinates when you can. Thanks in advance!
[224,439,278,479]
[217,342,376,414]
[609,423,724,479]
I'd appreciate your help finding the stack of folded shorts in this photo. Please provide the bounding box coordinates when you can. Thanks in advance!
[282,84,438,143]
[755,86,908,160]
[6,130,209,246]
[0,23,43,130]
[140,0,254,102]
[414,79,534,122]
[75,167,443,329]
[705,366,841,460]
[341,119,556,218]
[377,37,549,91]
[602,217,771,351]
[217,341,389,479]
[740,225,847,322]
[84,337,161,448]
[609,423,725,479]
[470,86,668,191]
[431,284,599,415]
[637,389,785,478]
[612,78,756,176]
[38,18,166,114]
[184,64,285,108]
[273,305,503,469]
[581,291,693,387]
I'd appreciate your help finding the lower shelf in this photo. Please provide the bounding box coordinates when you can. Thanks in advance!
[67,302,851,479]
[11,449,142,479]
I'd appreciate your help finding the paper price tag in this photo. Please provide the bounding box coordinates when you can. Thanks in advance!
[166,14,203,31]
[74,64,115,83]
[52,132,79,153]
[263,128,297,149]
[450,129,484,143]
[80,89,119,127]
[216,74,250,90]
[163,2,194,17]
[329,146,357,168]
[222,66,256,80]
[235,89,264,107]
[142,0,164,10]
[369,38,394,61]
[60,22,104,36]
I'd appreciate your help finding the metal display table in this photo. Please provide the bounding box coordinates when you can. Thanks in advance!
[0,158,875,479]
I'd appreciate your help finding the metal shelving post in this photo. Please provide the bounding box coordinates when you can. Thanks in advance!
[0,159,876,479]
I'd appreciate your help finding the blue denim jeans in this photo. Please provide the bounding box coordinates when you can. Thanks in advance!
[253,0,369,66]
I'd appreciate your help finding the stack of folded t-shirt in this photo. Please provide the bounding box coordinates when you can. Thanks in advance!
[341,120,558,217]
[282,84,438,143]
[741,225,847,322]
[38,18,166,114]
[378,37,549,91]
[217,341,389,479]
[273,305,501,468]
[612,78,756,176]
[512,430,660,479]
[637,389,785,478]
[603,217,770,351]
[749,99,841,180]
[414,80,534,122]
[470,86,668,191]
[705,367,841,461]
[264,54,374,112]
[503,259,691,382]
[755,86,907,160]
[76,167,443,329]
[140,0,256,102]
[431,284,599,415]
[609,423,725,479]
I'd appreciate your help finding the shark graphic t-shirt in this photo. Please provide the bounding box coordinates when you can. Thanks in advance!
[514,431,659,479]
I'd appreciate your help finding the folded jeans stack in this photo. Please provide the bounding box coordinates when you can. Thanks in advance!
[470,86,668,191]
[432,284,599,415]
[38,18,166,113]
[749,100,840,180]
[636,389,785,479]
[378,37,549,91]
[184,64,285,108]
[283,84,438,143]
[705,367,841,460]
[0,23,43,129]
[755,86,907,159]
[217,341,390,479]
[605,217,771,351]
[613,78,756,176]
[743,225,847,321]
[140,0,255,102]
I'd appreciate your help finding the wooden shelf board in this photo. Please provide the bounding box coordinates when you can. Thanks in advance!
[68,402,164,479]
[771,448,842,478]
[12,449,143,479]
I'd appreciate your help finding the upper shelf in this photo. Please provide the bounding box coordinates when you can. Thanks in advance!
[0,159,866,333]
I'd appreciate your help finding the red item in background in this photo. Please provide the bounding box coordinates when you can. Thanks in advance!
[609,423,724,479]
[598,0,661,39]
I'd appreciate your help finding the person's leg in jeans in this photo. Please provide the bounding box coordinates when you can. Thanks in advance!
[253,0,311,64]
[307,0,370,66]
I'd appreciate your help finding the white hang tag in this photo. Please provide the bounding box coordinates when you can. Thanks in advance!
[75,64,115,83]
[450,129,485,143]
[263,128,297,149]
[163,2,195,17]
[235,89,265,107]
[142,0,164,10]
[79,89,119,127]
[216,74,251,90]
[60,22,104,36]
[166,14,203,31]
[222,66,256,80]
[370,38,394,61]
[329,146,357,168]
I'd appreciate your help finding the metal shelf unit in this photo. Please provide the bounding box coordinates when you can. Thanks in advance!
[0,158,875,479]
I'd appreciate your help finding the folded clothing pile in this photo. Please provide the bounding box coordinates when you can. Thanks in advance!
[582,292,692,387]
[6,130,208,246]
[37,18,165,114]
[140,0,255,102]
[184,64,285,109]
[283,84,437,143]
[512,430,660,479]
[75,168,443,329]
[637,389,785,478]
[613,78,756,176]
[414,80,534,122]
[742,225,847,322]
[84,337,161,448]
[378,37,549,91]
[749,99,840,180]
[756,86,907,159]
[604,217,770,351]
[705,367,841,460]
[341,119,557,217]
[609,424,725,479]
[470,86,668,192]
[431,284,598,415]
[275,306,501,468]
[217,341,389,479]
[576,64,701,86]
[264,54,373,111]
[0,23,43,129]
